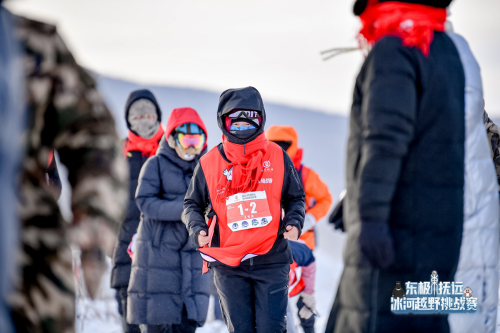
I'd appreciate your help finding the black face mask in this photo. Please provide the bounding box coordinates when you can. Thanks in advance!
[228,118,260,140]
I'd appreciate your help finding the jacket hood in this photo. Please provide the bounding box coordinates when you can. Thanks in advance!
[217,86,266,144]
[353,0,452,15]
[165,107,208,144]
[125,89,162,132]
[266,125,299,159]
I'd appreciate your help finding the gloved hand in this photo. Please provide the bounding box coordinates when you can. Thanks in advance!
[358,222,395,269]
[328,197,344,231]
[302,213,317,234]
[298,292,316,319]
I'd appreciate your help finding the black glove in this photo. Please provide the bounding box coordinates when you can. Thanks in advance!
[328,197,344,231]
[358,222,395,269]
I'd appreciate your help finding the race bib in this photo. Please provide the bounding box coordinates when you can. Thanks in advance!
[226,190,273,232]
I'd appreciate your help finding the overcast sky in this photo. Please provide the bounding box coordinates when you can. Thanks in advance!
[5,0,500,116]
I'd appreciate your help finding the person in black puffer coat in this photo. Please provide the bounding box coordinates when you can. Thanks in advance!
[127,107,210,333]
[111,89,164,333]
[326,1,499,333]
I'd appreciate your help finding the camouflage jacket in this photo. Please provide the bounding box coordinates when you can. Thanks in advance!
[483,110,500,190]
[8,15,128,333]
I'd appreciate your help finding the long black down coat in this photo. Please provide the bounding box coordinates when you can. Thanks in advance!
[111,150,149,289]
[127,138,209,326]
[329,33,467,333]
[111,89,162,290]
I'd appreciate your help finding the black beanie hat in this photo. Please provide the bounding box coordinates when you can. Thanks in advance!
[353,0,452,16]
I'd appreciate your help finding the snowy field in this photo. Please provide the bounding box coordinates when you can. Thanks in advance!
[74,220,346,333]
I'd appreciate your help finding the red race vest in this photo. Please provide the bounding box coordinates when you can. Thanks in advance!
[199,142,285,267]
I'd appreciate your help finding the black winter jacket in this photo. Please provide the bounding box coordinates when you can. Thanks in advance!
[127,138,209,326]
[182,86,305,268]
[111,149,149,288]
[332,33,466,333]
[111,89,162,289]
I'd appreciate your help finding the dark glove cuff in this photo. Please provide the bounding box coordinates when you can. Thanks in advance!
[190,225,208,248]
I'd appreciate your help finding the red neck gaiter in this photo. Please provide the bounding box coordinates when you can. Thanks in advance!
[124,126,164,158]
[359,1,446,56]
[216,132,269,202]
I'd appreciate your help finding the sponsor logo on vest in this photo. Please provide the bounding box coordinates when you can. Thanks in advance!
[263,160,271,168]
[242,193,257,200]
[259,178,273,184]
[242,221,249,228]
[252,219,258,226]
[261,218,269,225]
[223,167,233,181]
[232,223,239,230]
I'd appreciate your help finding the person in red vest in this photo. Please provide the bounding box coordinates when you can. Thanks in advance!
[266,125,332,250]
[183,86,305,333]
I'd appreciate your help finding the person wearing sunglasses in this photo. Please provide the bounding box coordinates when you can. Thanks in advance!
[127,107,210,333]
[183,86,305,333]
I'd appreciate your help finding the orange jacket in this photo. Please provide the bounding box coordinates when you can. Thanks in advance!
[266,125,333,249]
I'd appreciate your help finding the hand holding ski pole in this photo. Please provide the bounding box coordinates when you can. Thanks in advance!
[198,230,210,247]
[284,225,299,241]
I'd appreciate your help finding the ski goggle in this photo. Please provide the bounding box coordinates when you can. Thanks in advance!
[177,133,205,150]
[227,110,261,119]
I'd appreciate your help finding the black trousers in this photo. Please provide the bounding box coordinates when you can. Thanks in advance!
[115,287,141,333]
[213,262,290,333]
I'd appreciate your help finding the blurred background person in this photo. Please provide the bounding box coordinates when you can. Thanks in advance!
[111,89,164,333]
[266,125,332,250]
[287,240,317,333]
[0,3,24,333]
[8,14,129,333]
[266,125,331,333]
[127,107,209,333]
[328,0,499,332]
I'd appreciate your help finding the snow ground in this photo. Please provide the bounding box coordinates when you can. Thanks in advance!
[75,237,345,333]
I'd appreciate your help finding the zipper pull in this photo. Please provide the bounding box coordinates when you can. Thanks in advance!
[244,143,246,155]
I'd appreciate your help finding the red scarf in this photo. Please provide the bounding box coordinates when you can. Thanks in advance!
[359,1,446,56]
[216,133,269,202]
[124,126,164,158]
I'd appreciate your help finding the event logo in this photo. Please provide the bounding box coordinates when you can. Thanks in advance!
[464,286,473,298]
[223,167,233,181]
[391,271,477,314]
[263,160,271,168]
